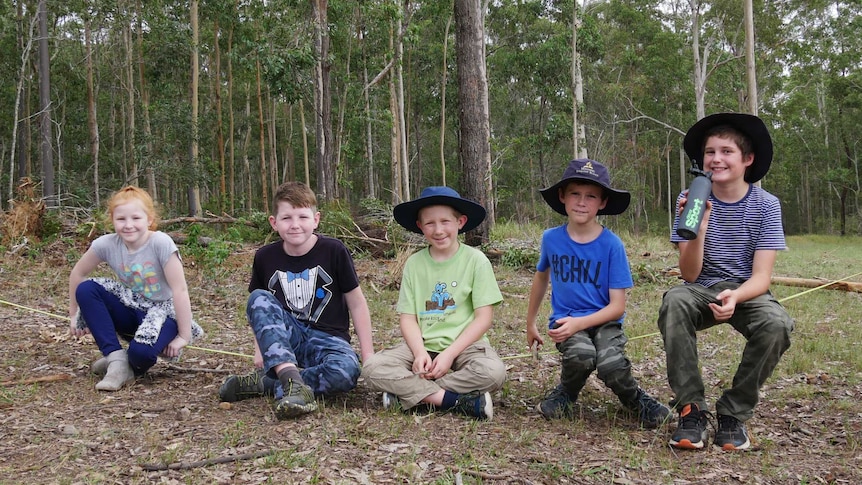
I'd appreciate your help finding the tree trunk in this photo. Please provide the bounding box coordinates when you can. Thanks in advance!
[188,0,202,217]
[395,5,409,201]
[10,6,37,206]
[136,0,156,200]
[214,19,226,212]
[440,14,452,187]
[572,2,586,159]
[85,17,100,207]
[37,0,55,207]
[454,0,492,245]
[243,87,253,211]
[227,11,236,213]
[300,98,310,186]
[312,0,335,200]
[124,20,137,186]
[255,55,268,212]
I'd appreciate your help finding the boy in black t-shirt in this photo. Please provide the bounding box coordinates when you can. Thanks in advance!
[218,182,374,419]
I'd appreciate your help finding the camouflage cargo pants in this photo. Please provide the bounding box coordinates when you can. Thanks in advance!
[657,282,793,422]
[557,321,641,407]
[247,289,360,396]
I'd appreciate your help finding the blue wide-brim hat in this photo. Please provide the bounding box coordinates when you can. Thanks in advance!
[539,159,631,216]
[393,186,487,234]
[683,113,773,183]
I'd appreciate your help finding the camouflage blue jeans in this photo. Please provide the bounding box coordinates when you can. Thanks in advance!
[657,282,793,422]
[247,289,360,396]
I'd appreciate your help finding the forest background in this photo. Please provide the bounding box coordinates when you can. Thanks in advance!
[1,0,860,240]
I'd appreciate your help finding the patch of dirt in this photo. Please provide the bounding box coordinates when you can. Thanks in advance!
[1,242,860,484]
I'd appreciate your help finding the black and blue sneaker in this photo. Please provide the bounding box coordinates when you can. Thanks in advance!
[714,414,750,450]
[450,391,493,420]
[669,403,710,450]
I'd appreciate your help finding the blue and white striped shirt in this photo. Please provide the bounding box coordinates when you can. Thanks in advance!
[671,184,786,288]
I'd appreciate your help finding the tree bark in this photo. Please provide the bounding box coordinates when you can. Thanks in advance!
[312,0,335,200]
[37,0,55,207]
[188,0,202,217]
[454,0,492,245]
[85,17,100,207]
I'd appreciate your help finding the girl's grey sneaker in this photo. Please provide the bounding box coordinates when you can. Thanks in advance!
[450,391,493,420]
[714,414,750,450]
[95,349,135,391]
[273,379,317,419]
[537,384,576,420]
[91,356,109,377]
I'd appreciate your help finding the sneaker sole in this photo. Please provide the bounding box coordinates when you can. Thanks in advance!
[481,392,493,420]
[716,439,751,451]
[274,401,318,420]
[669,438,705,450]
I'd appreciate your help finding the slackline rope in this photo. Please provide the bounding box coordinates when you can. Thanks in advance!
[1,269,861,362]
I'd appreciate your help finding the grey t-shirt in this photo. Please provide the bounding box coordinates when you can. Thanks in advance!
[89,231,179,302]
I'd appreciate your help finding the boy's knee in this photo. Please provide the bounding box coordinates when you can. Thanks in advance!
[483,361,507,389]
[660,285,692,310]
[561,352,596,372]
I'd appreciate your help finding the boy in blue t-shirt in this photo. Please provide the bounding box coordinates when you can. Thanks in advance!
[526,159,670,428]
[660,113,793,451]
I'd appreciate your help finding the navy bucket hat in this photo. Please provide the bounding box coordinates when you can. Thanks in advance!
[539,159,631,216]
[393,186,487,234]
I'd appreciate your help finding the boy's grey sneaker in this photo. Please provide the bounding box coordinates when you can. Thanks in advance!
[631,388,671,429]
[450,391,493,420]
[537,384,576,420]
[274,379,318,419]
[219,370,266,402]
[714,414,750,450]
[669,403,710,450]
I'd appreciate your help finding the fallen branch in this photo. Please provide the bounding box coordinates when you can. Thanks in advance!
[451,467,509,481]
[771,276,862,293]
[161,215,257,227]
[664,269,862,293]
[165,364,232,374]
[142,449,276,471]
[1,374,72,387]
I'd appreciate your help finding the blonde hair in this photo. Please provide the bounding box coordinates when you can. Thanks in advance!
[107,186,159,230]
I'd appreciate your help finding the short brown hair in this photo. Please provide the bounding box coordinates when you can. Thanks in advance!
[272,182,317,215]
[704,124,754,157]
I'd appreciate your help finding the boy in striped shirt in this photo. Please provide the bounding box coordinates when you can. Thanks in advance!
[659,113,794,451]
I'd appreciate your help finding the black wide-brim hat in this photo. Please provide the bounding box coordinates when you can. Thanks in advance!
[683,113,773,183]
[393,186,487,234]
[539,158,631,216]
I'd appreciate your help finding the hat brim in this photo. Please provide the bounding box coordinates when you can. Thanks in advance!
[683,113,773,183]
[539,179,631,216]
[393,195,487,234]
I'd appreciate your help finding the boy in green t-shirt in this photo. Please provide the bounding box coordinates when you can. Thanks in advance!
[361,187,506,420]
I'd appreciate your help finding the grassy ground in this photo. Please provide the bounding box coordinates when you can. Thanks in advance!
[0,230,861,484]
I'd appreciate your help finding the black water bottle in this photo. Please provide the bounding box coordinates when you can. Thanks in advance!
[676,168,712,240]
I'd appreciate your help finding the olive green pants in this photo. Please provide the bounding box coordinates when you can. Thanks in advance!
[657,282,794,422]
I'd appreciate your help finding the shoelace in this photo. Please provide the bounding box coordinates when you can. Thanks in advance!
[717,414,741,431]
